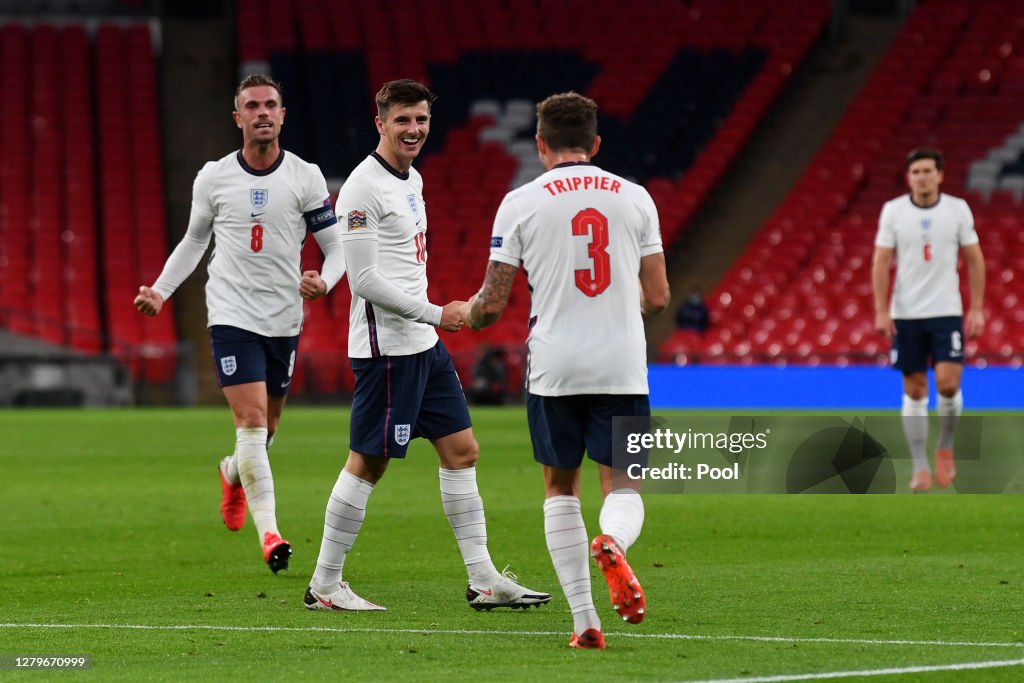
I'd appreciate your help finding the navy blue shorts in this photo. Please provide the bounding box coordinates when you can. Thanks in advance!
[892,316,964,374]
[209,325,299,397]
[527,393,651,470]
[349,340,472,458]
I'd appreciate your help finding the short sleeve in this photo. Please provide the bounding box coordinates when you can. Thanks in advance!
[191,163,216,220]
[637,188,664,257]
[488,193,523,267]
[874,200,897,248]
[958,199,979,246]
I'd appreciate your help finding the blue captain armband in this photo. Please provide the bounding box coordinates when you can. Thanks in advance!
[305,200,338,232]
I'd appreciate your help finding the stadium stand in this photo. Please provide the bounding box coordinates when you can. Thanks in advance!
[61,25,105,354]
[0,21,175,382]
[96,23,177,381]
[661,0,1024,369]
[1,23,104,350]
[236,0,830,396]
[21,2,985,402]
[1,24,33,339]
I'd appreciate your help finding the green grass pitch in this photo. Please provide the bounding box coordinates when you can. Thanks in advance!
[1,407,1021,681]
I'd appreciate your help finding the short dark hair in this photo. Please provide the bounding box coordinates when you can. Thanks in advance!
[235,74,283,108]
[536,92,598,153]
[376,79,435,118]
[906,147,943,171]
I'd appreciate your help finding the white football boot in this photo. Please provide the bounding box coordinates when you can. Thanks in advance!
[466,567,552,610]
[304,582,386,611]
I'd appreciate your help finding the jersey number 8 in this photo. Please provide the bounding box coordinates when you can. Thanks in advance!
[251,224,264,253]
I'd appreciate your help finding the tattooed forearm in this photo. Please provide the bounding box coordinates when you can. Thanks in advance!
[469,260,518,330]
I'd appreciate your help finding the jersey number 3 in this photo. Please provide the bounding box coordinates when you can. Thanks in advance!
[572,208,610,297]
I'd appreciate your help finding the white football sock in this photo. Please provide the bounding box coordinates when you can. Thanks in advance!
[598,488,645,552]
[936,389,962,450]
[901,394,930,472]
[222,430,274,486]
[235,427,278,539]
[311,470,374,591]
[221,448,239,485]
[439,467,501,585]
[544,495,600,635]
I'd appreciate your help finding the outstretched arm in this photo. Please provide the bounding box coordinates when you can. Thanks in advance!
[134,210,213,316]
[468,260,519,330]
[345,237,465,332]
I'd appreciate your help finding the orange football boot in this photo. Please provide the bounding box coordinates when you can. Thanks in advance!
[218,461,247,531]
[569,629,606,649]
[934,449,956,488]
[262,532,292,574]
[591,534,646,624]
[909,469,932,492]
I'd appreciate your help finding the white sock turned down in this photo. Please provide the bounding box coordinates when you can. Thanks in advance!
[598,488,645,552]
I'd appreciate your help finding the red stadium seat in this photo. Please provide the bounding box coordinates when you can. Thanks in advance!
[688,0,1024,367]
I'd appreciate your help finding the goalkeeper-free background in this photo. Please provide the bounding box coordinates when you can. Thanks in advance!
[2,407,1021,682]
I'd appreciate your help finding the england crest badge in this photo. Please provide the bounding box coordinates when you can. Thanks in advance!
[251,189,269,209]
[221,355,237,376]
[395,424,411,446]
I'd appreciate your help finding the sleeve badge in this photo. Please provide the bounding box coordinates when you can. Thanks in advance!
[348,210,368,231]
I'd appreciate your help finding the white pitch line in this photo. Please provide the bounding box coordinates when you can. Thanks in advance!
[677,657,1024,683]
[0,623,1022,650]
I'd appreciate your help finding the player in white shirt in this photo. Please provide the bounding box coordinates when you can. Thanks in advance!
[134,75,345,573]
[466,92,671,649]
[872,147,986,492]
[304,79,549,613]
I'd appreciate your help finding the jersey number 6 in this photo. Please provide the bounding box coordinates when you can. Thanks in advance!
[572,208,611,297]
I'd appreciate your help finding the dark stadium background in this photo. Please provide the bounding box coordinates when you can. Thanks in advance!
[2,5,1022,681]
[0,0,1020,409]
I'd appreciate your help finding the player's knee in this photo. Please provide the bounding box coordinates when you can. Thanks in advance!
[903,387,927,401]
[902,376,928,400]
[447,438,479,469]
[346,450,388,482]
[936,380,960,398]
[460,439,480,466]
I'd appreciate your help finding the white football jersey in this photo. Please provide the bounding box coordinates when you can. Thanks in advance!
[338,154,438,358]
[489,162,663,396]
[155,150,336,337]
[875,193,978,319]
